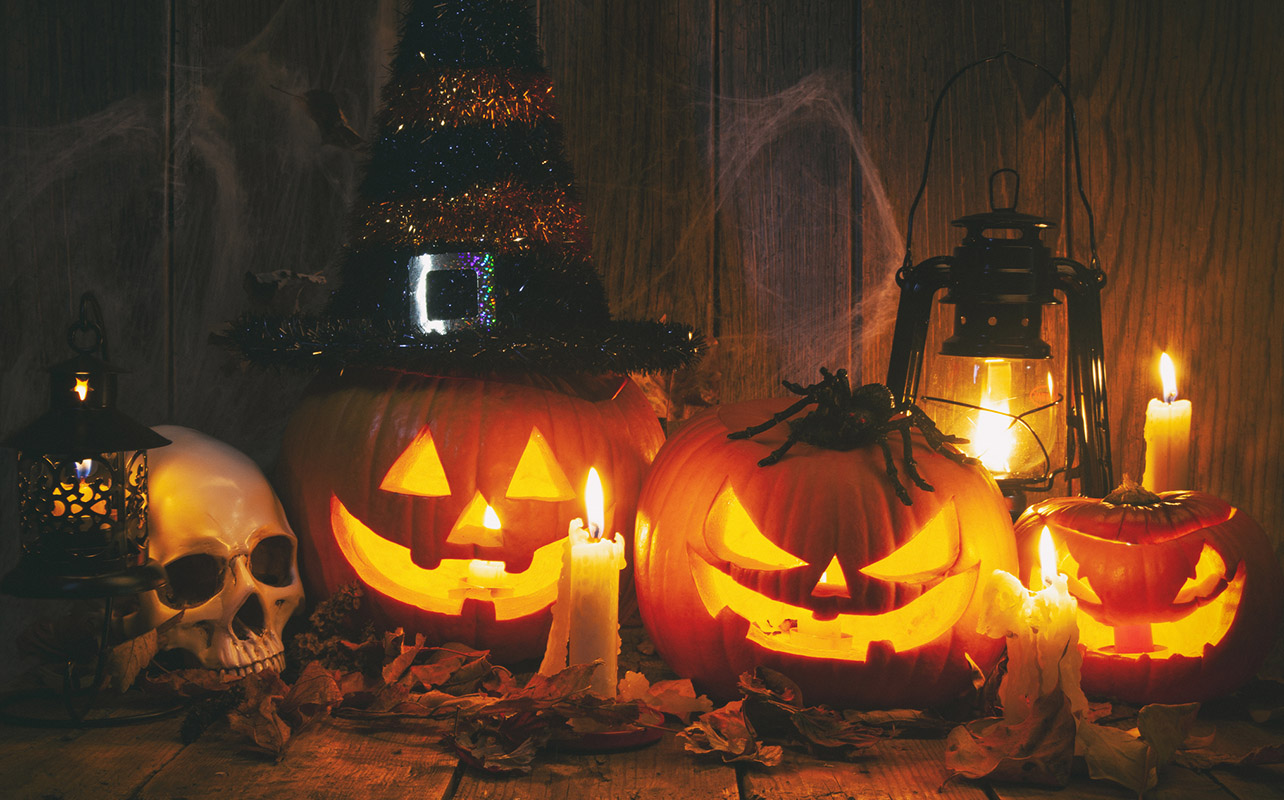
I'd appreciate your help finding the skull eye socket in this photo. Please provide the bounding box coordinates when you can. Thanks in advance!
[250,535,297,587]
[160,553,226,609]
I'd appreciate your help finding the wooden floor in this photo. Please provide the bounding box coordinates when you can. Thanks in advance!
[2,707,1281,800]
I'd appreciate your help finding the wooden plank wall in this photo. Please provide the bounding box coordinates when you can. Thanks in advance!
[2,0,1283,682]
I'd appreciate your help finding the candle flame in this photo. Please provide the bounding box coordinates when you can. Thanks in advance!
[1159,352,1178,403]
[75,458,93,481]
[1046,371,1055,397]
[585,467,604,537]
[1039,526,1058,587]
[483,505,501,530]
[73,377,90,402]
[970,359,1014,474]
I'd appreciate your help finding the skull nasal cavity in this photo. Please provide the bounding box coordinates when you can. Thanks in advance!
[233,594,267,639]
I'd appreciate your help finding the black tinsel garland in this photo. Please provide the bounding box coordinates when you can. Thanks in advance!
[222,315,703,375]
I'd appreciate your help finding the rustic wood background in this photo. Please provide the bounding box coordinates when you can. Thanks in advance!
[2,0,1282,681]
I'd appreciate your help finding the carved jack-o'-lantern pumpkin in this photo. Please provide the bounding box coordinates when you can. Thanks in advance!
[277,367,663,663]
[1015,481,1284,704]
[634,396,1017,709]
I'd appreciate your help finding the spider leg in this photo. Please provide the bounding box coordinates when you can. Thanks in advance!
[727,396,815,440]
[908,406,971,464]
[758,431,800,466]
[899,423,935,493]
[877,435,913,505]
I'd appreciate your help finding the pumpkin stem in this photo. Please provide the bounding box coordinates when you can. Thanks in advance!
[1103,475,1164,507]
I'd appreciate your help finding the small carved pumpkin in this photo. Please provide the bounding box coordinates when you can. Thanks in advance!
[278,367,662,663]
[1014,481,1284,704]
[634,398,1017,709]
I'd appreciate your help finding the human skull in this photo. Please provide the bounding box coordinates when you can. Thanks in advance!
[136,426,303,677]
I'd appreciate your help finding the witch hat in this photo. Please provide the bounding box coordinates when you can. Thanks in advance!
[225,0,700,375]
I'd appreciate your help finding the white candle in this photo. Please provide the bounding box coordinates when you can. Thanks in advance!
[1142,352,1192,492]
[538,468,625,699]
[978,527,1086,722]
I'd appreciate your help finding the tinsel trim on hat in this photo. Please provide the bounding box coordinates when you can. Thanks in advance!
[350,180,587,252]
[380,69,553,128]
[222,314,703,375]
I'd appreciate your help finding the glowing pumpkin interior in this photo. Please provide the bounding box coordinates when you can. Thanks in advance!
[1029,525,1243,659]
[330,425,581,620]
[689,486,979,661]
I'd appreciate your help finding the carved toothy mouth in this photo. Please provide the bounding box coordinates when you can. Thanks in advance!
[690,553,980,661]
[1074,564,1246,658]
[331,496,562,620]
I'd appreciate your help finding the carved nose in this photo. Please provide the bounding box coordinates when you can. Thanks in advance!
[811,555,851,599]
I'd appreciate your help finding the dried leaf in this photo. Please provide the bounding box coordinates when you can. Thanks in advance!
[680,700,783,767]
[1137,703,1200,766]
[142,667,236,698]
[279,662,342,729]
[451,726,539,774]
[106,629,158,693]
[790,706,883,754]
[843,708,951,736]
[511,662,597,704]
[618,671,712,723]
[945,690,1076,787]
[382,632,426,685]
[228,671,293,761]
[1078,702,1200,797]
[1078,721,1156,796]
[1177,742,1284,769]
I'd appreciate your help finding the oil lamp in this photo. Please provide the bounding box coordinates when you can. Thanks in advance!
[885,52,1113,510]
[2,292,171,725]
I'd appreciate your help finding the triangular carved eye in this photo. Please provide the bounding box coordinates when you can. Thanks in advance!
[505,427,576,501]
[704,483,805,571]
[380,427,452,497]
[859,500,960,584]
[1173,543,1226,604]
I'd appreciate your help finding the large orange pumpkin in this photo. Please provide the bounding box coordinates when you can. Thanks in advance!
[278,367,663,663]
[634,397,1017,709]
[1015,482,1284,704]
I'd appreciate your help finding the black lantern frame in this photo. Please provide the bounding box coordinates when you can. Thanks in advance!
[2,293,174,726]
[885,52,1114,504]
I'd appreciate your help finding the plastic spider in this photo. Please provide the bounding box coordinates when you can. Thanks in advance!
[727,367,972,505]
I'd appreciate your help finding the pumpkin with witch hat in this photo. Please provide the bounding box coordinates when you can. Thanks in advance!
[226,0,699,662]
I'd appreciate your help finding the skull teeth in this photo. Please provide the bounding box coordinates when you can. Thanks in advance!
[214,650,287,680]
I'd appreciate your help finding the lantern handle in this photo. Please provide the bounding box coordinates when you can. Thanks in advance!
[67,291,109,362]
[899,50,1103,284]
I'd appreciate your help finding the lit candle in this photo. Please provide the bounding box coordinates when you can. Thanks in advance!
[971,359,1015,476]
[978,527,1086,722]
[1142,352,1192,492]
[539,468,625,698]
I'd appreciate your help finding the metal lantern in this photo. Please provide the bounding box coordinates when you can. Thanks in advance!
[3,293,170,599]
[885,52,1113,511]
